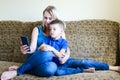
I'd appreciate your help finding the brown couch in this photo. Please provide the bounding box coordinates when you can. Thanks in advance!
[0,19,120,80]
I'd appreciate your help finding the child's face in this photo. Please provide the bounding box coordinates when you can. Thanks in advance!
[49,24,62,39]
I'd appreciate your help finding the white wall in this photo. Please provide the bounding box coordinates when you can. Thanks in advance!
[0,0,120,22]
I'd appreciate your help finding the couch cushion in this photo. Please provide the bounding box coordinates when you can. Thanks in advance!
[0,61,120,80]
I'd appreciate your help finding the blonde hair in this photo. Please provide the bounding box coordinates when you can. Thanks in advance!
[42,5,59,30]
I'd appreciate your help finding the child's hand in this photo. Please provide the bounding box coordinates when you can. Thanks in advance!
[59,53,66,64]
[59,57,65,64]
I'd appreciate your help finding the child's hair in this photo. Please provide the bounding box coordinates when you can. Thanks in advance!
[49,19,66,30]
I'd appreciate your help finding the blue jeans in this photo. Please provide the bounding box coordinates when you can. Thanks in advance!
[26,62,57,77]
[55,58,109,76]
[17,50,57,77]
[17,50,109,77]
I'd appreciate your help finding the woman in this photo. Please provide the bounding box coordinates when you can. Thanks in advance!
[1,5,120,80]
[1,5,71,80]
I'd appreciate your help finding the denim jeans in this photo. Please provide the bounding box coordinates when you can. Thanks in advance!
[55,58,109,76]
[17,50,109,77]
[17,50,57,77]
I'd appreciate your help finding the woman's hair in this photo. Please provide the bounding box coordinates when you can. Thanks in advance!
[42,5,59,30]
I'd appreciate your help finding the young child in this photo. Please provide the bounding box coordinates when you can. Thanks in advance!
[38,19,95,72]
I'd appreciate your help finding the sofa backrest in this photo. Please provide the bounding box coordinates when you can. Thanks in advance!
[65,20,119,65]
[0,20,119,65]
[0,21,41,62]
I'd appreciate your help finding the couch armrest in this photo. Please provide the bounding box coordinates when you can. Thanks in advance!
[118,23,120,66]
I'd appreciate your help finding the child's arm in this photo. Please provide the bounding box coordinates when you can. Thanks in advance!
[52,47,66,58]
[59,48,70,64]
[38,43,65,58]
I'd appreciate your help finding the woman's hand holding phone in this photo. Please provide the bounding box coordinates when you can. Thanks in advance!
[20,36,30,53]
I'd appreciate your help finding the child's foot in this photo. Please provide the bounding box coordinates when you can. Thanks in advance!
[1,71,17,80]
[116,66,120,72]
[85,68,95,73]
[109,66,120,72]
[8,66,18,71]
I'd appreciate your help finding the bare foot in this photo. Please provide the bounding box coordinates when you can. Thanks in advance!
[109,66,120,72]
[85,68,95,73]
[1,71,17,80]
[115,66,120,72]
[8,66,18,71]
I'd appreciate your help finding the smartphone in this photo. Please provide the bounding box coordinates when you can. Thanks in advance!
[20,36,30,52]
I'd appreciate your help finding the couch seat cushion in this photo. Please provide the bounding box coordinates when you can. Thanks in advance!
[0,61,120,80]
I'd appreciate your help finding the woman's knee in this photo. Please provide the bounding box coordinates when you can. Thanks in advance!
[35,62,57,77]
[44,62,57,76]
[30,50,54,64]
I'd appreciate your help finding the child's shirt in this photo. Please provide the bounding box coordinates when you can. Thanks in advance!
[44,36,68,51]
[43,36,68,64]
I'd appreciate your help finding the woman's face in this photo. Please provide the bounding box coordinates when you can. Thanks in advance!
[43,11,54,27]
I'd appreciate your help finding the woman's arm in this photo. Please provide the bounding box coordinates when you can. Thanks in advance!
[20,27,38,54]
[61,31,66,39]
